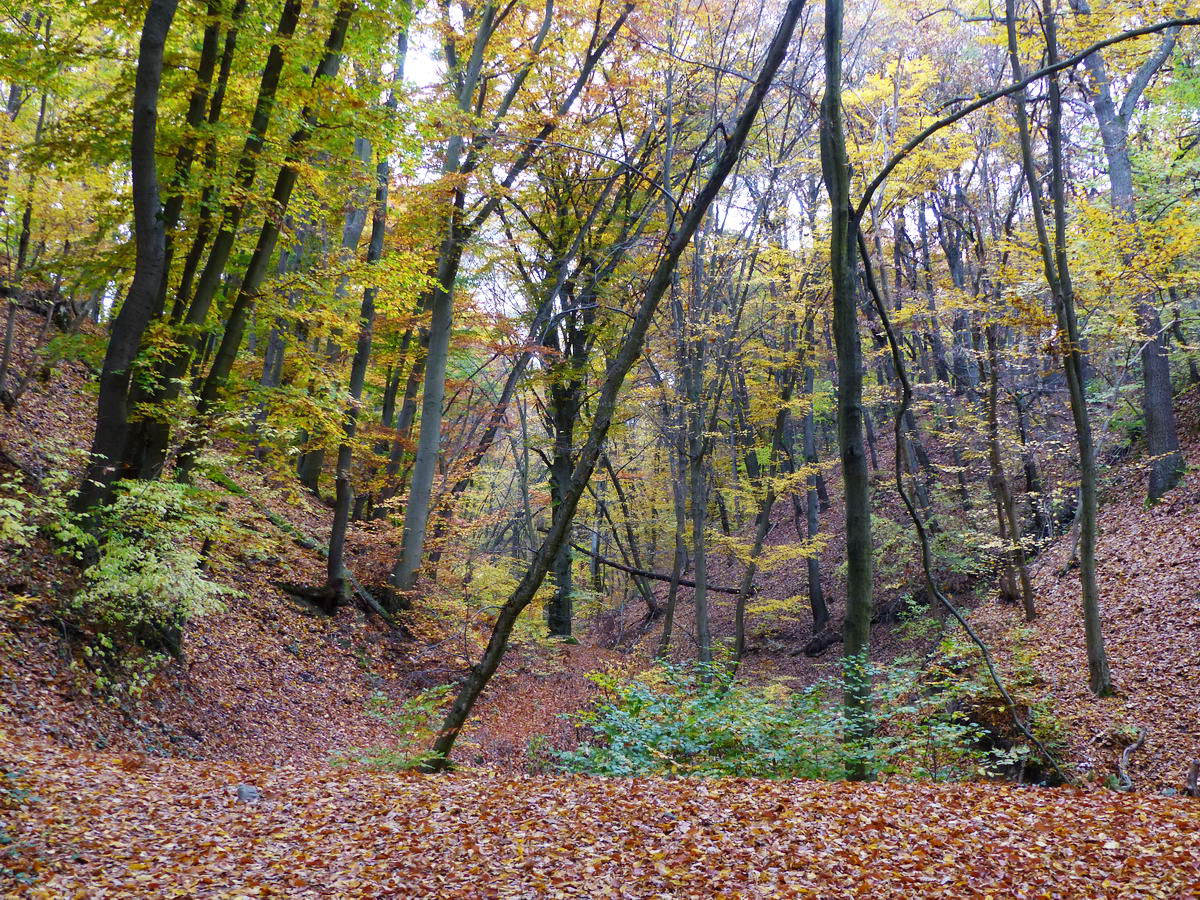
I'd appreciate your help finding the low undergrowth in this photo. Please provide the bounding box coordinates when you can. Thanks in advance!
[553,658,996,782]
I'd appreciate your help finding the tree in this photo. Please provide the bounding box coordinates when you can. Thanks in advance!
[1068,0,1184,503]
[121,0,306,480]
[74,0,180,521]
[819,0,873,777]
[175,0,358,482]
[391,0,634,593]
[1005,0,1111,695]
[325,21,410,605]
[425,0,808,769]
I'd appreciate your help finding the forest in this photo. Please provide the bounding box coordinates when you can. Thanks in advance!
[1,0,1199,894]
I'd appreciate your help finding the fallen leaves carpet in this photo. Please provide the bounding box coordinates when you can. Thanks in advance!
[4,739,1198,898]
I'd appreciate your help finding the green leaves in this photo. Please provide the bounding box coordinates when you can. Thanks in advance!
[557,660,991,782]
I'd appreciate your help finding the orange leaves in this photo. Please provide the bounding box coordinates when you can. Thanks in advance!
[5,732,1200,898]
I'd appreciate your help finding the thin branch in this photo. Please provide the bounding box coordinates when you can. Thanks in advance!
[856,16,1200,220]
[856,227,1074,787]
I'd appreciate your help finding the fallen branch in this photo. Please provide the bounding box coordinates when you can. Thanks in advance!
[797,627,842,658]
[563,538,742,595]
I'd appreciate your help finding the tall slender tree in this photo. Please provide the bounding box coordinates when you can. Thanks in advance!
[820,0,873,777]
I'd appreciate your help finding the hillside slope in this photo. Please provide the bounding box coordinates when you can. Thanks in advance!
[974,389,1200,792]
[634,383,1200,793]
[3,305,1198,786]
[0,308,605,770]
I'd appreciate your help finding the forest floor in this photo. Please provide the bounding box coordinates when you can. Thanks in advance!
[4,736,1199,898]
[2,306,1199,896]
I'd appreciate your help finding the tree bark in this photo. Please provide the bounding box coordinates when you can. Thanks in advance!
[1069,0,1183,503]
[986,324,1035,619]
[1006,0,1111,695]
[176,0,357,481]
[802,318,829,632]
[821,0,873,778]
[325,27,408,602]
[74,0,180,519]
[124,0,302,479]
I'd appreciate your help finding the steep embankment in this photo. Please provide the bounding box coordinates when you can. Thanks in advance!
[3,300,1198,792]
[0,307,607,770]
[974,388,1200,793]
[639,382,1200,793]
[6,301,1197,788]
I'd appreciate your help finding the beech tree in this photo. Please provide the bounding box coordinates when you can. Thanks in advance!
[8,0,1199,781]
[75,0,180,520]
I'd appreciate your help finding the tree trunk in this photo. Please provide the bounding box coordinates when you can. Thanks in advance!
[74,0,180,519]
[821,0,873,779]
[176,1,356,481]
[656,426,688,660]
[986,324,1035,619]
[1007,0,1111,695]
[1069,0,1183,503]
[802,339,828,632]
[124,0,302,478]
[326,26,406,600]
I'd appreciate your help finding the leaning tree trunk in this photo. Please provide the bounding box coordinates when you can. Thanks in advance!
[424,0,806,769]
[175,0,356,482]
[170,0,248,322]
[124,0,302,479]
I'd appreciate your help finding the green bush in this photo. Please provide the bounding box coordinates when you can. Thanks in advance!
[555,660,991,782]
[4,458,238,703]
[72,480,234,658]
[0,463,89,553]
[49,479,238,704]
[0,474,37,547]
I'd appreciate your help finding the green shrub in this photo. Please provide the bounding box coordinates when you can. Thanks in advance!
[555,660,991,782]
[72,480,234,657]
[43,329,106,372]
[0,474,36,547]
[57,480,238,703]
[0,464,88,553]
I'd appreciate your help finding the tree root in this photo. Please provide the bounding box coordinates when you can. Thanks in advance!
[207,469,412,639]
[1116,728,1145,792]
